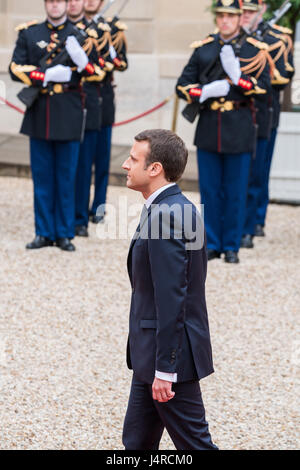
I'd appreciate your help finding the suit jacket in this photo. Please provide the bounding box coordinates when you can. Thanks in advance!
[126,184,214,384]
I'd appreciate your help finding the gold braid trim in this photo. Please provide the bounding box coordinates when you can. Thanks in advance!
[83,37,99,56]
[97,31,111,56]
[240,50,269,79]
[10,62,35,85]
[268,39,286,64]
[112,30,128,54]
[283,34,294,71]
[177,84,200,104]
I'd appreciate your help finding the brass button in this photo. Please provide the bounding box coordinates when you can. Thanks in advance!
[49,91,54,96]
[220,98,225,103]
[220,107,225,112]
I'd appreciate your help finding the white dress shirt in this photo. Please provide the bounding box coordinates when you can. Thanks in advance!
[144,183,178,383]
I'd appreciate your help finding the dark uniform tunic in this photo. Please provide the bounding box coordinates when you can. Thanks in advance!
[177,33,271,154]
[176,32,271,254]
[243,25,293,238]
[9,19,99,241]
[89,17,129,220]
[9,19,97,141]
[254,22,295,230]
[74,16,114,227]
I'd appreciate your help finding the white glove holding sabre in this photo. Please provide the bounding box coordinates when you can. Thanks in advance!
[65,35,89,72]
[200,79,230,103]
[43,64,72,87]
[220,45,241,85]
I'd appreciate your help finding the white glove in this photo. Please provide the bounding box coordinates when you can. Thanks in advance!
[43,65,72,87]
[220,45,241,85]
[200,79,230,103]
[109,45,117,60]
[65,35,89,72]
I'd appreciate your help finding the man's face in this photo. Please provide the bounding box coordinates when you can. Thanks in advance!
[67,0,85,19]
[216,12,241,38]
[45,0,68,20]
[84,0,103,15]
[122,141,153,192]
[241,9,262,29]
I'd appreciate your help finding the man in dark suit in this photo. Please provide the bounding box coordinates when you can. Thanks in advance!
[121,129,218,450]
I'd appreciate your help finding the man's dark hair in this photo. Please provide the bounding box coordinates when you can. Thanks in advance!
[134,129,188,182]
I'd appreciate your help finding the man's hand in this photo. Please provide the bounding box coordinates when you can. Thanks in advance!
[200,79,230,103]
[43,65,72,87]
[152,378,175,403]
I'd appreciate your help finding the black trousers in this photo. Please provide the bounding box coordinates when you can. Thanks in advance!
[122,374,218,450]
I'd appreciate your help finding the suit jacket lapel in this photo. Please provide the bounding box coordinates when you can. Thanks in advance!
[127,184,182,280]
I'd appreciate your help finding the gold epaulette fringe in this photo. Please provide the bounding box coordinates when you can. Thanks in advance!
[190,36,214,49]
[246,37,269,50]
[114,20,128,31]
[98,22,111,32]
[272,24,293,35]
[15,20,38,32]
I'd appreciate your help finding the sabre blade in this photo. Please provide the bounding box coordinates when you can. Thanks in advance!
[93,0,116,23]
[116,0,131,17]
[268,1,292,26]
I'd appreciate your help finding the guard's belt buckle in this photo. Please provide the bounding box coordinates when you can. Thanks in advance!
[210,100,234,112]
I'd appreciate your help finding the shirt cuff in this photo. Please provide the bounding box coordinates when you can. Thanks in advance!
[155,371,178,383]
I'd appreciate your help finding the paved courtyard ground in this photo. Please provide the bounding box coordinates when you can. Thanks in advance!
[0,177,299,450]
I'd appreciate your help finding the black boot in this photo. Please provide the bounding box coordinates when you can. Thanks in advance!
[207,249,221,261]
[75,225,89,237]
[56,238,76,252]
[26,236,54,250]
[241,234,254,249]
[224,251,239,264]
[254,224,265,237]
[90,214,105,224]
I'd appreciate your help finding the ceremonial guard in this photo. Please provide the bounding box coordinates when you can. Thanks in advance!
[89,4,128,225]
[68,0,114,237]
[9,0,102,251]
[176,0,271,264]
[240,0,293,248]
[254,1,294,238]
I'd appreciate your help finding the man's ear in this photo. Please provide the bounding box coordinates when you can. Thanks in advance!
[149,162,164,177]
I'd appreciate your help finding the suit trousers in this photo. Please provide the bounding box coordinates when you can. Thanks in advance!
[243,138,268,236]
[30,138,80,240]
[197,149,251,252]
[75,130,99,227]
[256,128,278,227]
[122,374,218,451]
[90,125,112,217]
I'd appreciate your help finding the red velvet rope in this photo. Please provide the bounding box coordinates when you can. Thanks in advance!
[0,94,174,127]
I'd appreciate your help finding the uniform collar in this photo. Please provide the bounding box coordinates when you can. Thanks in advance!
[46,18,68,31]
[218,32,240,46]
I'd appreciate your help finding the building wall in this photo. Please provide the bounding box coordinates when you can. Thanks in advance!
[0,0,299,202]
[0,0,213,71]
